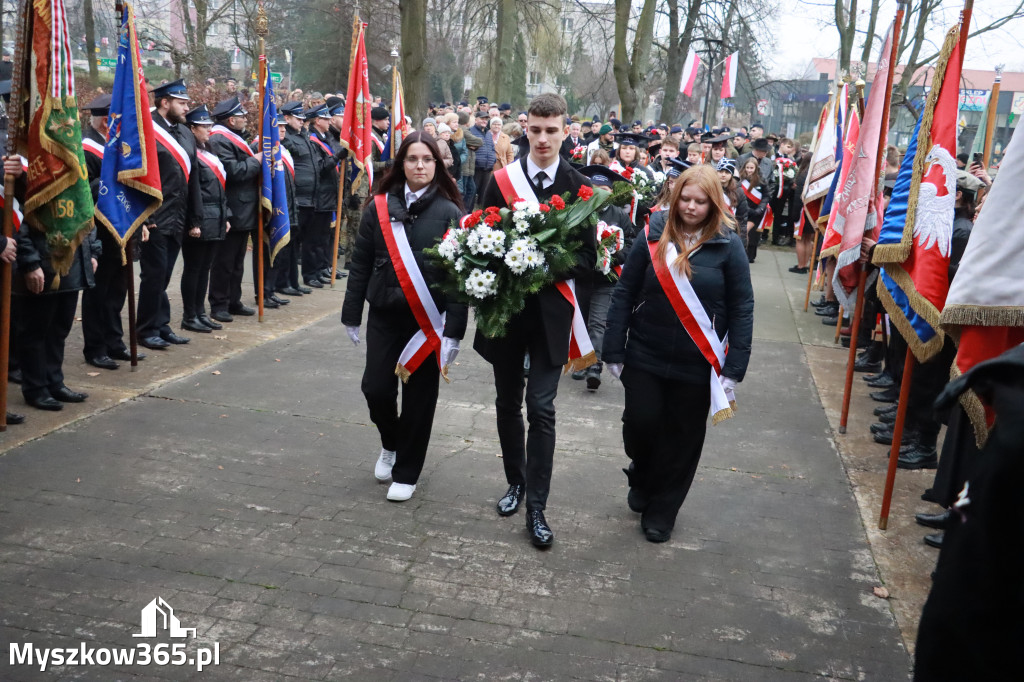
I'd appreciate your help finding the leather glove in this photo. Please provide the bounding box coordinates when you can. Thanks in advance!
[607,363,624,380]
[720,375,737,401]
[345,326,361,345]
[347,195,362,211]
[441,337,460,368]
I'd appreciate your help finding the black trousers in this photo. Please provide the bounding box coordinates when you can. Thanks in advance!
[930,404,981,508]
[253,239,288,298]
[82,238,129,358]
[621,365,711,533]
[276,240,300,290]
[300,209,329,282]
[473,167,493,208]
[137,229,181,339]
[907,337,958,446]
[361,310,441,485]
[208,229,249,313]
[14,291,79,400]
[485,301,563,512]
[745,221,760,262]
[180,238,218,320]
[316,211,335,273]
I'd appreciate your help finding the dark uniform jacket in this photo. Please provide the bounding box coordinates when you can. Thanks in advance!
[208,125,261,232]
[370,127,389,180]
[195,145,230,241]
[473,156,596,366]
[603,210,754,384]
[341,186,467,340]
[281,126,318,209]
[309,128,345,213]
[82,126,105,200]
[560,135,585,162]
[150,113,203,237]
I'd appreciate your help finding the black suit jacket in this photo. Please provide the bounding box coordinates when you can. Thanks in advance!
[150,113,203,237]
[559,136,584,162]
[208,125,261,232]
[474,156,595,366]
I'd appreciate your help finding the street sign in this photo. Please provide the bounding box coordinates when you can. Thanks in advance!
[270,72,283,83]
[99,58,117,67]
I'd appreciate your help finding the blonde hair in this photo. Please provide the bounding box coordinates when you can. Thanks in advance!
[658,165,736,278]
[591,149,612,166]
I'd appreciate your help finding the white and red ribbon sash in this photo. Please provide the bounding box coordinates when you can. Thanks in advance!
[280,147,295,179]
[646,228,735,424]
[757,203,774,233]
[153,124,191,181]
[371,130,386,153]
[211,124,256,157]
[309,132,334,156]
[723,192,735,215]
[741,179,762,205]
[793,205,807,238]
[493,163,595,371]
[197,149,226,189]
[0,186,24,231]
[82,137,105,159]
[372,195,448,382]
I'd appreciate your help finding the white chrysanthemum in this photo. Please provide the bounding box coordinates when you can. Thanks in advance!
[468,226,505,256]
[504,251,529,275]
[437,232,462,260]
[507,238,535,256]
[652,171,666,184]
[513,218,530,233]
[466,268,498,298]
[454,257,466,272]
[523,249,545,269]
[512,199,529,212]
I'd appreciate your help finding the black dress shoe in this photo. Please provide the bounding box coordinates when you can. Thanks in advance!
[915,510,951,530]
[86,355,119,370]
[138,336,170,350]
[26,395,63,411]
[304,279,324,289]
[867,375,895,389]
[870,422,891,435]
[643,527,672,543]
[229,304,256,316]
[6,411,25,424]
[898,445,938,470]
[334,270,348,279]
[924,532,943,549]
[496,484,524,516]
[181,317,212,333]
[9,368,22,384]
[879,410,897,425]
[109,348,145,361]
[260,296,280,309]
[627,487,649,513]
[822,315,839,326]
[870,387,899,403]
[864,372,888,383]
[270,294,290,305]
[297,285,313,294]
[811,296,830,308]
[815,303,839,316]
[318,274,333,285]
[854,359,883,374]
[526,511,554,548]
[874,426,918,446]
[210,310,234,323]
[874,403,898,417]
[52,385,88,403]
[161,331,191,345]
[277,287,303,296]
[198,314,223,330]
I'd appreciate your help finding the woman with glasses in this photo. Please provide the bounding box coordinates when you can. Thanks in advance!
[341,132,468,502]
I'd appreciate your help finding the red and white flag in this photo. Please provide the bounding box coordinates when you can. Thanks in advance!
[339,18,374,188]
[680,49,701,97]
[720,51,738,99]
[820,109,861,266]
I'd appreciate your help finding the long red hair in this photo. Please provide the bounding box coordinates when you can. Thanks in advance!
[657,164,736,278]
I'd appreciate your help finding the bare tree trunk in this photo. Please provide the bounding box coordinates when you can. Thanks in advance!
[83,0,99,83]
[660,0,702,123]
[834,0,858,74]
[613,0,656,123]
[400,0,429,123]
[494,0,517,103]
[859,0,881,66]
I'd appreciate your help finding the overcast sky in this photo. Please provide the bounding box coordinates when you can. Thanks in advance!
[776,1,1024,74]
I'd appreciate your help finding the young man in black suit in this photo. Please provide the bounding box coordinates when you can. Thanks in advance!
[475,93,596,548]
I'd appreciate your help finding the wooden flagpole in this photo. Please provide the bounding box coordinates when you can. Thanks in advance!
[802,227,820,312]
[331,11,362,288]
[982,67,1001,169]
[114,1,140,372]
[255,4,268,321]
[0,0,30,429]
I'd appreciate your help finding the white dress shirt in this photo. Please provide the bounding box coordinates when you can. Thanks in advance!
[404,183,428,208]
[525,156,560,190]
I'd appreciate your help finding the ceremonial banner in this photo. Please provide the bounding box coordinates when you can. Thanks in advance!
[680,49,701,97]
[338,18,374,189]
[803,90,840,213]
[260,57,291,265]
[873,26,962,362]
[801,101,832,226]
[19,0,95,277]
[940,121,1024,446]
[819,83,849,221]
[967,90,991,157]
[821,21,896,310]
[385,67,407,161]
[94,3,162,262]
[720,52,738,99]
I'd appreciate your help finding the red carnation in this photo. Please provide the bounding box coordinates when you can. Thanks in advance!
[483,213,502,227]
[577,185,594,201]
[621,167,634,180]
[485,206,501,214]
[538,204,550,213]
[549,195,566,210]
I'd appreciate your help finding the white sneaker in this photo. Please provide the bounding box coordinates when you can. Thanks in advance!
[374,448,396,482]
[386,482,416,501]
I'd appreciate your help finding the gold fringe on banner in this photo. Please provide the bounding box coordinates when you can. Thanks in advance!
[940,304,1024,328]
[562,350,597,375]
[711,400,738,426]
[947,363,991,449]
[875,268,946,363]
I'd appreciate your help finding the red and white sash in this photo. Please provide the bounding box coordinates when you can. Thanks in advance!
[197,149,226,189]
[0,186,23,231]
[371,131,386,153]
[646,228,735,424]
[211,125,256,157]
[793,205,807,238]
[722,192,734,215]
[309,132,333,156]
[741,179,761,205]
[492,162,596,372]
[280,147,295,179]
[372,195,448,382]
[153,124,191,181]
[82,137,105,159]
[757,203,774,233]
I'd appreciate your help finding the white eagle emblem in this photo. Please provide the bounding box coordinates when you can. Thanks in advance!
[911,144,956,258]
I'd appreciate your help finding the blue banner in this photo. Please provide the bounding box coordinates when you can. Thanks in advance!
[261,64,291,264]
[94,4,162,258]
[820,101,846,218]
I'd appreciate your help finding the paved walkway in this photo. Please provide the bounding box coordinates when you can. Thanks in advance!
[0,249,911,680]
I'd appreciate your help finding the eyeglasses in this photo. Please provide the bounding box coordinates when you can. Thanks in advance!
[404,156,436,166]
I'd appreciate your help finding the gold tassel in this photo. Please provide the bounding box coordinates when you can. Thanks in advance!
[394,363,412,383]
[711,402,737,426]
[940,304,1024,328]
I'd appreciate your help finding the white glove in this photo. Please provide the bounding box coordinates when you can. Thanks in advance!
[720,375,737,401]
[441,337,460,368]
[607,363,624,380]
[346,326,361,345]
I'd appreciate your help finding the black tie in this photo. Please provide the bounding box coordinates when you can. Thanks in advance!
[534,171,548,189]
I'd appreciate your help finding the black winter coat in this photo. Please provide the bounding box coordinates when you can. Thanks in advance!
[309,129,345,213]
[208,126,261,232]
[603,210,754,384]
[14,224,101,295]
[150,114,203,237]
[341,186,468,340]
[194,147,230,241]
[281,126,318,208]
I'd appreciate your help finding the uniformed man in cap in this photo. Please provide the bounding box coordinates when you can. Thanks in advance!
[306,102,348,285]
[369,105,391,180]
[138,79,202,349]
[80,94,141,369]
[322,96,350,277]
[475,95,490,115]
[279,101,318,290]
[207,96,266,318]
[499,102,512,121]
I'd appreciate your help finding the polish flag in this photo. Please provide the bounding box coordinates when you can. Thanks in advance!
[720,51,738,99]
[680,49,701,97]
